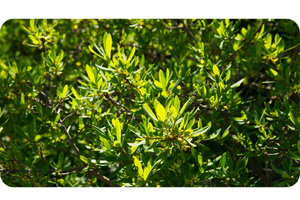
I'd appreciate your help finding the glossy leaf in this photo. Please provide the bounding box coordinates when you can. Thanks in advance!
[115,119,122,143]
[230,78,245,88]
[154,100,166,122]
[142,103,158,122]
[103,33,112,59]
[128,139,145,147]
[178,96,195,118]
[191,123,211,137]
[80,155,89,164]
[94,125,112,142]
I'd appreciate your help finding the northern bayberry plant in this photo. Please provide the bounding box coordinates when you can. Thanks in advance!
[0,19,299,187]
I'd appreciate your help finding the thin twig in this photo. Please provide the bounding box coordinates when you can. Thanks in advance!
[88,170,119,187]
[222,21,265,64]
[59,119,81,157]
[181,19,198,43]
[61,112,76,123]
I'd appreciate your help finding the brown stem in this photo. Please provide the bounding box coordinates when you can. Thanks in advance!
[87,170,119,187]
[59,119,81,157]
[182,19,198,43]
[222,21,265,64]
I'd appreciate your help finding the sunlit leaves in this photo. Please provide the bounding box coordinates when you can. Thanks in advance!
[2,19,300,187]
[212,65,220,76]
[71,87,80,99]
[154,99,166,122]
[103,32,112,59]
[230,78,245,88]
[178,96,195,118]
[113,119,122,143]
[133,156,144,178]
[191,123,211,137]
[142,103,158,122]
[80,155,88,164]
[86,64,95,83]
[94,125,112,142]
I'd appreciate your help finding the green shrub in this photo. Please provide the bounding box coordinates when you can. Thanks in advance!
[0,19,299,187]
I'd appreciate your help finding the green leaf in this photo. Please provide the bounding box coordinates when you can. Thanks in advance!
[206,128,221,140]
[180,112,189,130]
[154,100,166,122]
[0,105,4,118]
[220,152,227,168]
[265,33,272,49]
[89,45,103,58]
[41,164,49,177]
[14,124,29,139]
[71,87,80,99]
[62,84,68,98]
[154,80,162,88]
[221,125,231,139]
[48,157,57,169]
[80,155,89,164]
[57,151,64,169]
[95,64,117,72]
[103,33,112,59]
[28,35,39,45]
[183,137,196,147]
[127,124,143,138]
[212,65,220,75]
[297,141,300,154]
[159,70,166,91]
[173,95,180,114]
[20,92,25,105]
[114,119,122,143]
[53,113,60,125]
[282,159,290,175]
[94,125,112,142]
[271,163,283,175]
[282,173,291,179]
[133,156,144,178]
[146,158,163,181]
[36,103,43,118]
[142,103,158,122]
[191,147,198,163]
[220,151,233,171]
[288,149,300,161]
[30,19,35,32]
[269,68,278,77]
[32,167,38,179]
[86,64,95,83]
[127,47,136,63]
[198,153,203,167]
[186,117,195,130]
[191,123,211,137]
[170,77,182,92]
[289,110,298,127]
[143,166,150,181]
[230,78,244,88]
[226,152,233,171]
[128,139,146,147]
[178,96,195,118]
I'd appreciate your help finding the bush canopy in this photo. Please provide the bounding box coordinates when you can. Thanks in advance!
[0,19,299,187]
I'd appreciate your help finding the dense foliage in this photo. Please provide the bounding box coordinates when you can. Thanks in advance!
[0,19,299,187]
